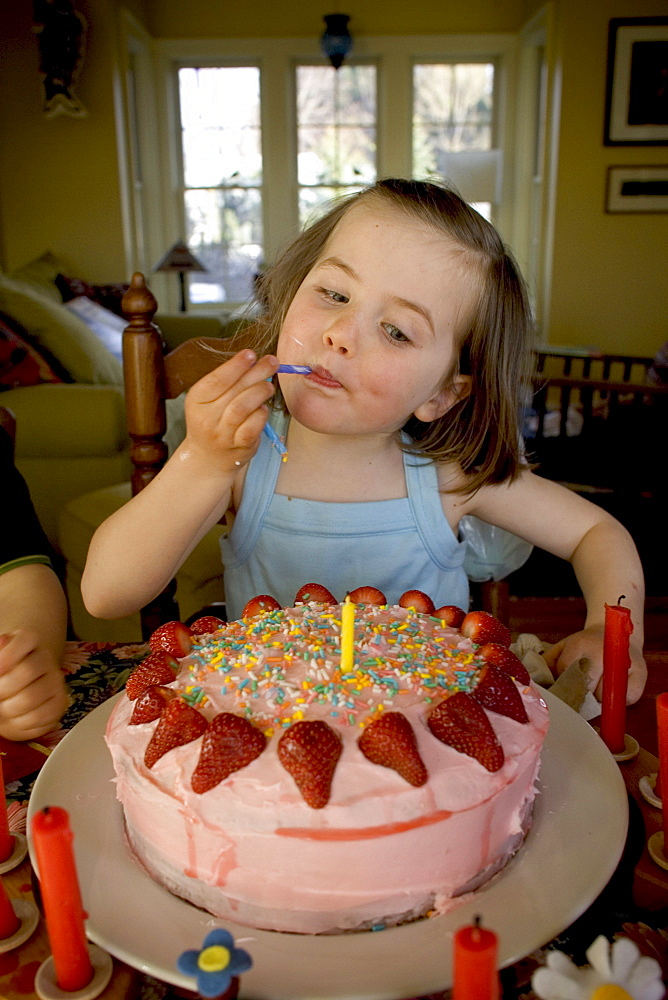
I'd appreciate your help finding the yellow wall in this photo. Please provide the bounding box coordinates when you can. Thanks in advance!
[1,0,666,354]
[547,0,668,355]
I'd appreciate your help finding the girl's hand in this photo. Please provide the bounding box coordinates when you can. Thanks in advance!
[543,627,647,706]
[182,350,280,476]
[0,630,69,741]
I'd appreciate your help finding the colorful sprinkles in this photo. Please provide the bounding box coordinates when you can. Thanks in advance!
[183,604,484,733]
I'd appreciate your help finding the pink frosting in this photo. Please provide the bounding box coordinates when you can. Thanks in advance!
[106,603,549,933]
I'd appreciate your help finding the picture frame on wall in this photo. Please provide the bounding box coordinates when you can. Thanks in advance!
[604,17,668,145]
[606,165,668,213]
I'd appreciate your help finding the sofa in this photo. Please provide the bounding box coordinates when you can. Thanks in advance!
[0,251,242,641]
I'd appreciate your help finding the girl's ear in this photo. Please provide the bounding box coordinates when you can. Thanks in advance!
[413,374,471,423]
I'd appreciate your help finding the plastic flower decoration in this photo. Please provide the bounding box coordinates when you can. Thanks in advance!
[177,928,253,998]
[532,935,665,1000]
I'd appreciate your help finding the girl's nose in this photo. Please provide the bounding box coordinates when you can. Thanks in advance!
[323,316,357,355]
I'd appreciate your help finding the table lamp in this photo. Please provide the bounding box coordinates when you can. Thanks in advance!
[153,241,207,312]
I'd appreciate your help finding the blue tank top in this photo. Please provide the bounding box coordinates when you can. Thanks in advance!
[221,414,469,621]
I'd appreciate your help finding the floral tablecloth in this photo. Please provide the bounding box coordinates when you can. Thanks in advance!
[1,641,666,1000]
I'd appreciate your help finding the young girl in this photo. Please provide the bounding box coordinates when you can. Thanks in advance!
[82,179,646,703]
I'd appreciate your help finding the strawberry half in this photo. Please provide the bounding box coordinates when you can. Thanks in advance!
[347,586,387,606]
[358,712,427,786]
[144,699,208,769]
[398,590,436,615]
[149,621,194,658]
[471,664,528,723]
[191,713,266,793]
[189,615,226,636]
[478,642,531,685]
[433,605,466,628]
[130,685,177,724]
[241,594,281,618]
[277,720,342,808]
[294,583,336,605]
[460,611,511,647]
[427,691,504,772]
[125,650,178,701]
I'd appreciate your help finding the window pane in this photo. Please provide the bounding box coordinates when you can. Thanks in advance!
[413,63,494,177]
[184,187,263,304]
[178,66,262,304]
[296,64,376,226]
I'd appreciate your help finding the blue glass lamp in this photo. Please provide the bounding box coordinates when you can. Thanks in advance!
[320,14,353,70]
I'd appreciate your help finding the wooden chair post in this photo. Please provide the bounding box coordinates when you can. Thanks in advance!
[121,272,179,636]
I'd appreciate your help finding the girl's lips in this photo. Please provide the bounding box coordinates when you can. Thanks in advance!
[306,365,343,389]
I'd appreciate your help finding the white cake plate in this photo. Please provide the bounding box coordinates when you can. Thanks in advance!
[27,690,628,1000]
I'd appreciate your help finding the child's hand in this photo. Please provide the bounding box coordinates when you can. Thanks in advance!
[543,628,647,706]
[0,630,69,741]
[183,350,280,477]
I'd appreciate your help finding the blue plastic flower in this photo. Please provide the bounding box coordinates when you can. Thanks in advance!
[177,928,253,998]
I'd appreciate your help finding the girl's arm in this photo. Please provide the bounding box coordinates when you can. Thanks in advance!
[456,471,646,703]
[82,351,279,620]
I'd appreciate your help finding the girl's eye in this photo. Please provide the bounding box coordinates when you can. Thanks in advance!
[383,323,410,344]
[319,287,348,303]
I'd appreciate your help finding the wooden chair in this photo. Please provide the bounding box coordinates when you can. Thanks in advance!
[121,273,256,636]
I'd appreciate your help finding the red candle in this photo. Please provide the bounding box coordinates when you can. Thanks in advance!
[0,757,14,862]
[0,875,19,939]
[31,806,93,992]
[657,692,668,836]
[599,601,633,754]
[453,917,499,1000]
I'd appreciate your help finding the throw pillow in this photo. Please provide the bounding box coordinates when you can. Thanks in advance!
[64,296,125,361]
[0,273,123,386]
[9,251,69,303]
[0,313,64,389]
[56,273,129,317]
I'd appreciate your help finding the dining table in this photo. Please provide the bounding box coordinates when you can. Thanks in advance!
[0,641,666,1000]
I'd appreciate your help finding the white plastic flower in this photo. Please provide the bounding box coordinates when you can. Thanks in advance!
[532,935,666,1000]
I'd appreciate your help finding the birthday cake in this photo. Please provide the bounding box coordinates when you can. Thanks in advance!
[106,587,549,934]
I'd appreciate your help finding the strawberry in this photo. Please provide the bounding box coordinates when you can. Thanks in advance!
[144,699,208,769]
[347,586,387,606]
[427,691,504,772]
[398,590,436,615]
[294,583,336,605]
[358,712,427,786]
[241,594,281,618]
[125,650,178,700]
[130,685,177,724]
[191,713,266,793]
[277,720,342,808]
[477,642,531,685]
[149,621,194,658]
[460,610,511,647]
[189,615,226,636]
[471,664,528,723]
[433,605,466,628]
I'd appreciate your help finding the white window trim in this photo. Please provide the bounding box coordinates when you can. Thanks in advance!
[138,34,520,311]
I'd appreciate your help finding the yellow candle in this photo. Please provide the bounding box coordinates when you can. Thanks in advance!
[340,595,355,671]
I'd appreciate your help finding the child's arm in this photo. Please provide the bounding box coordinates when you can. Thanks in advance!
[82,351,279,620]
[0,563,69,741]
[458,472,646,703]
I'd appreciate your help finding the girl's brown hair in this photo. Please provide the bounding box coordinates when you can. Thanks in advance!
[252,178,535,494]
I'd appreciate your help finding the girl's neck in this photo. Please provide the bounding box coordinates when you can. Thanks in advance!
[275,418,407,502]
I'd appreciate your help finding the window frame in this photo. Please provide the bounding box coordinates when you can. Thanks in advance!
[145,33,519,312]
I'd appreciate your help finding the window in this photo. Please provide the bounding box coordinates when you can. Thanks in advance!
[296,64,376,226]
[178,66,263,305]
[147,35,520,311]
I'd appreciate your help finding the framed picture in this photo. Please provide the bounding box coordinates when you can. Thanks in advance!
[606,165,668,213]
[604,17,668,145]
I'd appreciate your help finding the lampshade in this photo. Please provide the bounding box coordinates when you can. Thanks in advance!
[153,242,206,274]
[320,14,353,70]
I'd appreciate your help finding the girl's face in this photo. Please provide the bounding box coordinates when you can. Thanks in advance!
[277,202,474,438]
